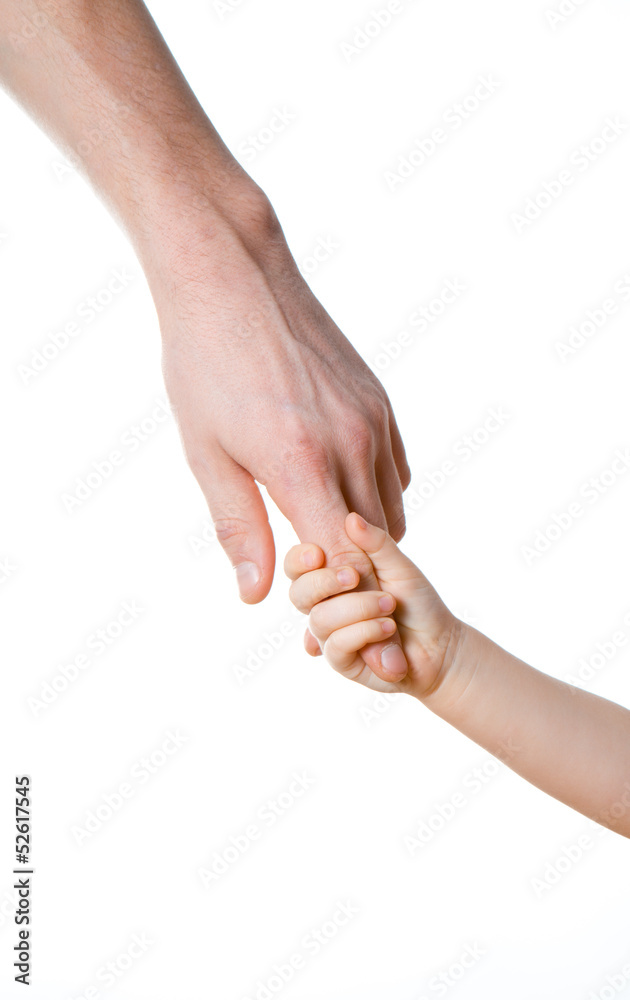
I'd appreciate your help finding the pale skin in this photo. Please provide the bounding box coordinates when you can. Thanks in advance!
[285,513,630,839]
[0,0,410,680]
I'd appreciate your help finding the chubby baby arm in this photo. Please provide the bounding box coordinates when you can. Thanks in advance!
[286,514,630,839]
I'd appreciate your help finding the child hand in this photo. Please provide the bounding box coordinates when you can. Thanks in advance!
[285,512,464,698]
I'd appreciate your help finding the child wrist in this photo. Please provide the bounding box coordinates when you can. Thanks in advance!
[412,617,470,706]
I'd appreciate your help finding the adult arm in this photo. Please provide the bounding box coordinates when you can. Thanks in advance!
[0,0,411,678]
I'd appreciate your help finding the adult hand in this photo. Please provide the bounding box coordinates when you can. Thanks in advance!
[0,0,411,674]
[151,194,411,677]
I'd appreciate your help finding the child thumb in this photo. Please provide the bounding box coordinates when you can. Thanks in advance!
[344,512,421,586]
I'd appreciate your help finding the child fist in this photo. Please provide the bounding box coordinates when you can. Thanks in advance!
[285,513,463,698]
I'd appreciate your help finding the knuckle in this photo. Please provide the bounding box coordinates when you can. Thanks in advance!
[288,581,309,615]
[358,594,379,620]
[273,424,331,489]
[307,609,322,637]
[344,416,374,459]
[288,437,327,469]
[322,634,337,660]
[283,545,303,578]
[310,570,337,607]
[212,517,249,547]
[372,394,390,423]
[326,545,372,578]
[365,391,389,426]
[309,600,330,635]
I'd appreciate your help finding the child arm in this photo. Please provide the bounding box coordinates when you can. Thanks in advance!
[425,623,630,837]
[286,514,630,837]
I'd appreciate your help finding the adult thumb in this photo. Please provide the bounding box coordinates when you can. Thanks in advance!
[191,450,276,603]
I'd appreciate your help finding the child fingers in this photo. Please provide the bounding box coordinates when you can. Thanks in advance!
[344,512,421,584]
[323,618,397,672]
[304,627,322,656]
[289,564,360,615]
[283,543,325,581]
[308,590,396,643]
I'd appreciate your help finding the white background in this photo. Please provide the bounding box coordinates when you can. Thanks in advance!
[2,0,630,997]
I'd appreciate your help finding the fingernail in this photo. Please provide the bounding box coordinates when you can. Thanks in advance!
[380,643,408,678]
[235,561,260,597]
[303,549,316,568]
[354,514,368,529]
[337,568,355,586]
[379,595,395,613]
[381,619,396,633]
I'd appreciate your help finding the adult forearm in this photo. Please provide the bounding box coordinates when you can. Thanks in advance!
[0,0,270,273]
[421,625,630,837]
[1,1,412,637]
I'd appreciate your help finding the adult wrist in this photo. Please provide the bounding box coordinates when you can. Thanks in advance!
[130,158,285,293]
